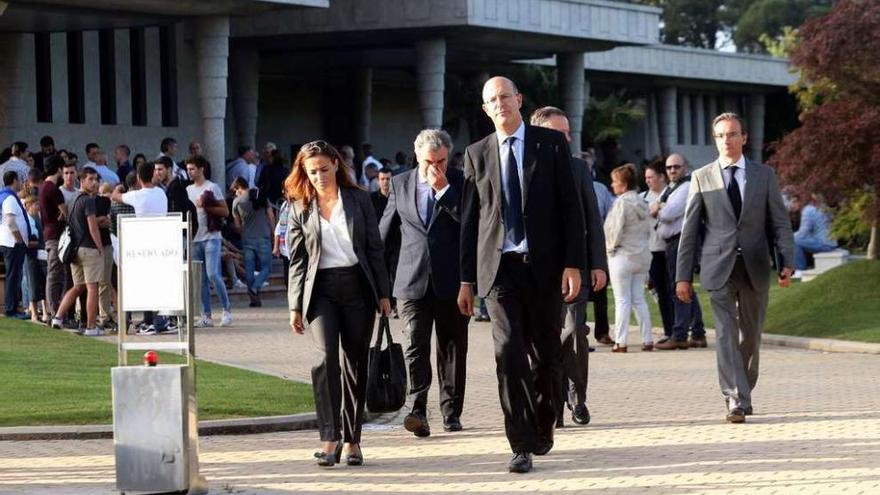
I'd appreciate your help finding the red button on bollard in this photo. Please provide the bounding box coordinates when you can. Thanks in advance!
[144,350,159,367]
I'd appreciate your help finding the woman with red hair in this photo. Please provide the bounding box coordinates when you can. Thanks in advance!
[286,140,391,467]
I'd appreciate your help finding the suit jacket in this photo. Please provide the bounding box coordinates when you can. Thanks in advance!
[379,167,463,300]
[461,125,585,297]
[676,159,795,293]
[571,157,609,278]
[287,186,391,317]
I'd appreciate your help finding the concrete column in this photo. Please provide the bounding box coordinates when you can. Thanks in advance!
[680,91,692,146]
[83,31,101,126]
[354,67,372,147]
[195,15,230,185]
[50,32,69,124]
[557,51,585,154]
[144,27,162,127]
[415,38,446,128]
[659,87,678,154]
[114,29,132,125]
[707,93,718,134]
[747,93,765,161]
[230,45,260,151]
[694,94,706,146]
[0,33,28,144]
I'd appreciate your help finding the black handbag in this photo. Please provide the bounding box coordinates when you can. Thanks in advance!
[366,316,407,413]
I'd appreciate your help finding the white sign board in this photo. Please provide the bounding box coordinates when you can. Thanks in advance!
[120,215,185,311]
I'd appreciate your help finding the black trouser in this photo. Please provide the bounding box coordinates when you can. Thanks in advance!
[649,250,674,337]
[485,254,563,453]
[399,282,469,419]
[307,266,375,444]
[560,287,590,409]
[588,284,610,340]
[1,243,25,314]
[666,234,706,341]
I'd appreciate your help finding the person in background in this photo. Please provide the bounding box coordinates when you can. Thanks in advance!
[643,159,674,340]
[791,193,837,278]
[273,192,291,287]
[0,171,32,319]
[32,135,56,172]
[22,194,48,323]
[115,145,133,184]
[231,177,275,307]
[604,164,653,352]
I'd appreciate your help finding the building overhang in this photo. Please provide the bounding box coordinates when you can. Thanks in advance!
[0,0,327,32]
[234,0,661,62]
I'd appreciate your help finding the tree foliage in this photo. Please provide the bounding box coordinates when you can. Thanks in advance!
[768,0,880,257]
[735,0,831,53]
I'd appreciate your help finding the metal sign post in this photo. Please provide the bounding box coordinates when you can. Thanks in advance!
[112,213,207,494]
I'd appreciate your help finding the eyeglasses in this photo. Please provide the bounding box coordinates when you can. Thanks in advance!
[712,132,742,140]
[666,165,683,170]
[301,140,331,153]
[483,93,517,106]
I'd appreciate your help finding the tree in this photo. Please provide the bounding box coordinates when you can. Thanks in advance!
[584,91,646,184]
[734,0,831,53]
[768,0,880,259]
[634,0,727,49]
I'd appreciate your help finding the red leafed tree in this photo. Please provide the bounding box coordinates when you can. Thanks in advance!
[769,0,880,259]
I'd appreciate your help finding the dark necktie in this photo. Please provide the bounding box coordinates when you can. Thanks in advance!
[726,165,742,221]
[502,136,525,245]
[423,185,435,227]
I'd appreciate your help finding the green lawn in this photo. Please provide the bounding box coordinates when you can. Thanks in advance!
[0,320,314,426]
[605,261,880,343]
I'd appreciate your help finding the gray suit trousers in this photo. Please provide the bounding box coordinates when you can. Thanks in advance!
[707,257,768,411]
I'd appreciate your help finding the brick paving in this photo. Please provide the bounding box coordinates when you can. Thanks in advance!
[2,299,880,494]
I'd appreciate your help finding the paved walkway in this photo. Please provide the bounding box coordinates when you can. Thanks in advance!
[2,300,880,494]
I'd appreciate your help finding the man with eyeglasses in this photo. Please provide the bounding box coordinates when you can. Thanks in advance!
[457,77,585,473]
[675,112,794,423]
[654,153,707,350]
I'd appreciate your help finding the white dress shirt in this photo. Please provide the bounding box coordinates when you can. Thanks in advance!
[719,154,747,202]
[495,121,528,253]
[656,179,691,241]
[318,194,359,269]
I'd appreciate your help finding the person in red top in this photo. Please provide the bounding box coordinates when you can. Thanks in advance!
[38,155,68,319]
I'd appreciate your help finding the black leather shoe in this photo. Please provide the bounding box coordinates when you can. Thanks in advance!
[443,416,462,432]
[404,412,430,437]
[314,441,342,467]
[726,408,746,423]
[533,427,554,456]
[743,406,753,416]
[508,452,533,473]
[572,404,591,425]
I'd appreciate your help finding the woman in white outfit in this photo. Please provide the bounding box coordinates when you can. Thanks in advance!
[604,164,653,352]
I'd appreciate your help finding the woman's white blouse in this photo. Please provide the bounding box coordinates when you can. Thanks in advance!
[317,194,359,269]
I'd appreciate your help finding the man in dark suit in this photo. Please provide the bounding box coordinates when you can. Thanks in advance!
[380,129,469,437]
[458,77,585,473]
[530,106,608,427]
[370,169,393,217]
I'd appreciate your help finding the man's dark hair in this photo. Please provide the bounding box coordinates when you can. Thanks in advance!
[160,137,177,153]
[137,161,155,184]
[80,166,98,181]
[231,176,248,191]
[529,106,567,127]
[44,155,65,177]
[237,145,253,157]
[154,156,174,169]
[85,143,99,155]
[378,169,393,176]
[116,144,131,157]
[39,135,54,148]
[124,171,137,190]
[62,160,77,170]
[3,171,18,186]
[186,154,208,170]
[28,167,42,183]
[361,143,374,156]
[12,141,28,156]
[394,151,407,164]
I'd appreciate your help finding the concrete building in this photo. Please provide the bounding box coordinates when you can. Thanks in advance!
[0,0,797,187]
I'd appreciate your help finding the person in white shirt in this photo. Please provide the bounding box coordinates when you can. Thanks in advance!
[185,155,232,327]
[92,150,120,187]
[0,142,31,185]
[0,171,32,318]
[111,161,168,216]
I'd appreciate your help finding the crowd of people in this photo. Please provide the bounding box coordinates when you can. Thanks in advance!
[2,75,834,474]
[0,136,417,336]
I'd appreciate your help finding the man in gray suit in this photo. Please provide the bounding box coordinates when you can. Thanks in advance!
[530,106,608,427]
[676,112,795,423]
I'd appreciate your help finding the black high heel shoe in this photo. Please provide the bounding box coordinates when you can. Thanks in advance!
[314,441,342,467]
[345,444,363,466]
